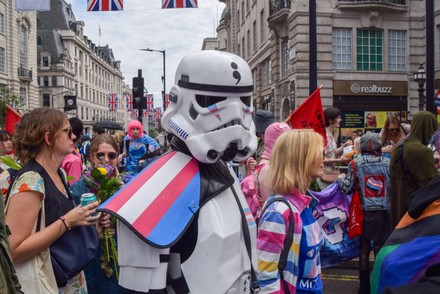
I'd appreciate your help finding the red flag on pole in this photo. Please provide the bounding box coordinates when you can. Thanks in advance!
[287,86,326,145]
[5,104,21,134]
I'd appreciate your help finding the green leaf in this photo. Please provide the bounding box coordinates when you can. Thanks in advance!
[66,175,75,182]
[0,156,22,170]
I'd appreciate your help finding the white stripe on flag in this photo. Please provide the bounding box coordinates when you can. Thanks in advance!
[117,153,193,223]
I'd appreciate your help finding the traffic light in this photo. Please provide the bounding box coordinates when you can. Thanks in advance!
[132,76,144,109]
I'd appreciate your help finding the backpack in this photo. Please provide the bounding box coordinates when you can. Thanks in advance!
[259,197,294,294]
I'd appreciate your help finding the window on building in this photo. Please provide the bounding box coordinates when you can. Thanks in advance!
[0,47,4,72]
[281,38,290,78]
[242,37,245,57]
[253,21,257,53]
[260,9,265,45]
[357,28,383,71]
[260,59,270,89]
[52,76,57,86]
[241,1,244,22]
[42,93,50,107]
[388,30,406,72]
[332,28,352,70]
[247,30,251,58]
[43,76,49,87]
[42,56,49,67]
[19,87,26,106]
[19,25,27,68]
[0,13,4,34]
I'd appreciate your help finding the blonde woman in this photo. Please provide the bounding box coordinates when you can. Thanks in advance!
[257,129,325,294]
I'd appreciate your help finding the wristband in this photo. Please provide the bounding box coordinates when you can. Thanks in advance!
[59,216,71,231]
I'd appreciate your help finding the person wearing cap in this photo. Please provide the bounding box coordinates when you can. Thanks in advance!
[338,132,391,294]
[61,117,84,185]
[252,109,276,161]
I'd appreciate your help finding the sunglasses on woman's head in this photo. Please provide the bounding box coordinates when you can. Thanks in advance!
[62,127,73,137]
[96,152,118,160]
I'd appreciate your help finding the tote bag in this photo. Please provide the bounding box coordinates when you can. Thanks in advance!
[9,201,58,294]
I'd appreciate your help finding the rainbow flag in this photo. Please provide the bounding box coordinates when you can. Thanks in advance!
[371,211,440,293]
[98,151,201,247]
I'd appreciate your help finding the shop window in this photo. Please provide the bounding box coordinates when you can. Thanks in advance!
[356,28,383,71]
[388,30,406,72]
[333,28,352,70]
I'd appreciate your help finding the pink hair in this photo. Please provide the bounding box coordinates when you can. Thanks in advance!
[127,120,143,140]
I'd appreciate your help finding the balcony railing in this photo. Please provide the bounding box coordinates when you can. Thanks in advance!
[338,0,405,4]
[17,67,32,81]
[270,0,291,16]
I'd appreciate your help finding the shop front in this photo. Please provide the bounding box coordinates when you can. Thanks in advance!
[333,80,408,142]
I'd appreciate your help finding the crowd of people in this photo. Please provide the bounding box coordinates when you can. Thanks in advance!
[0,50,439,294]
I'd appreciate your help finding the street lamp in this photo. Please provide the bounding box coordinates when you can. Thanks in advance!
[140,48,166,111]
[414,64,426,111]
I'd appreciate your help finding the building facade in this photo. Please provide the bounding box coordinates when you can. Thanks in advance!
[37,0,126,133]
[0,0,38,112]
[218,0,440,138]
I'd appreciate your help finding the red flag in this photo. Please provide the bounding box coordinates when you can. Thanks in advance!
[288,87,326,145]
[5,104,22,134]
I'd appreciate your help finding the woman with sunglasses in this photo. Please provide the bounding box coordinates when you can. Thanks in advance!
[0,130,13,174]
[70,133,126,293]
[380,115,410,158]
[5,108,101,293]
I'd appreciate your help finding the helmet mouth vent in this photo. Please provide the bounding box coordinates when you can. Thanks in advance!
[213,119,247,131]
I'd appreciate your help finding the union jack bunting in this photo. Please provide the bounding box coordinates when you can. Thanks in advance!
[152,108,162,121]
[87,0,123,11]
[126,93,133,112]
[164,93,170,109]
[162,0,198,9]
[108,93,118,112]
[147,94,154,112]
[131,109,138,118]
[143,109,149,118]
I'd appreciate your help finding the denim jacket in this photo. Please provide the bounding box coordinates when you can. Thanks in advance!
[339,154,390,211]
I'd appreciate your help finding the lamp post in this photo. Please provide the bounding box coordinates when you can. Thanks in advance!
[140,48,166,111]
[414,64,426,111]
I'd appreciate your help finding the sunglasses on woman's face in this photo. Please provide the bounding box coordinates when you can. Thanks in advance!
[389,128,399,132]
[96,152,118,160]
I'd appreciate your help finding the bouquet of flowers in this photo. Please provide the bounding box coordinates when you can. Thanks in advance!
[83,160,124,279]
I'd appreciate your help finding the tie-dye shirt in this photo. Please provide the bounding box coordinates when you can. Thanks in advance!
[257,191,323,293]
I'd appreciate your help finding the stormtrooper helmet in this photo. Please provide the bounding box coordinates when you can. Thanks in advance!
[161,50,257,164]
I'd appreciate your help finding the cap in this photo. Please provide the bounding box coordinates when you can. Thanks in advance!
[253,110,275,134]
[360,132,382,153]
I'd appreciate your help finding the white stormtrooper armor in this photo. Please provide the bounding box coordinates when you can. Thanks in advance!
[106,51,258,294]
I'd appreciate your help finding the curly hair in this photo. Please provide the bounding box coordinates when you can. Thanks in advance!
[13,108,67,164]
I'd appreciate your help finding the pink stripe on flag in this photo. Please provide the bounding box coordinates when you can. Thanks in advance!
[104,151,176,212]
[133,159,199,237]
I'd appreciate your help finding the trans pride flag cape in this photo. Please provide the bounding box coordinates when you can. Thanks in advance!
[98,151,201,248]
[309,182,360,268]
[371,202,440,293]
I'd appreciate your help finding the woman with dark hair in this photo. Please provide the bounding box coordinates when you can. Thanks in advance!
[5,108,101,293]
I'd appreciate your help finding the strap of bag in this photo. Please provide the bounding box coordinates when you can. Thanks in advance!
[259,196,294,294]
[230,185,260,293]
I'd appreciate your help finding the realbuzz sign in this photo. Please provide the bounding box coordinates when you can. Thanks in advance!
[351,83,392,94]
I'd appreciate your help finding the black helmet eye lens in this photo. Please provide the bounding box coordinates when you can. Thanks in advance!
[195,95,227,108]
[240,96,251,107]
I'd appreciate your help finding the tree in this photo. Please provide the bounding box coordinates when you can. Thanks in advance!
[0,88,19,129]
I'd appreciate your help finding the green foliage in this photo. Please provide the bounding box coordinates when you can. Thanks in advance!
[0,88,20,129]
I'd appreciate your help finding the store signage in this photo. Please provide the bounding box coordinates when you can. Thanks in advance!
[350,83,392,94]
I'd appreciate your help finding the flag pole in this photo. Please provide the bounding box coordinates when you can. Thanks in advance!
[285,84,323,124]
[6,104,22,118]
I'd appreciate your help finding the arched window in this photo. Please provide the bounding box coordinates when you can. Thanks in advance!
[52,76,57,86]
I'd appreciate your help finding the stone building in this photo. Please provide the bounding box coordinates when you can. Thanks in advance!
[0,0,38,112]
[218,0,440,136]
[37,0,126,133]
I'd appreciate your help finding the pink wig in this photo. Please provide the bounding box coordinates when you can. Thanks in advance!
[127,120,143,140]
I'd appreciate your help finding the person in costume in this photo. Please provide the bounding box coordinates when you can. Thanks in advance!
[119,120,160,175]
[98,50,258,293]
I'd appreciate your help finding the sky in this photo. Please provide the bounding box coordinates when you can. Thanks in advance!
[69,0,225,108]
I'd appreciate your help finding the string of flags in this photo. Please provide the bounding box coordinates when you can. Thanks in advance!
[15,0,198,11]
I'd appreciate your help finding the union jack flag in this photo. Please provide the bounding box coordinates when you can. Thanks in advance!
[164,93,170,110]
[162,0,197,9]
[108,93,118,112]
[147,94,154,112]
[143,109,149,118]
[126,93,133,112]
[87,0,123,11]
[131,109,138,118]
[152,108,162,121]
